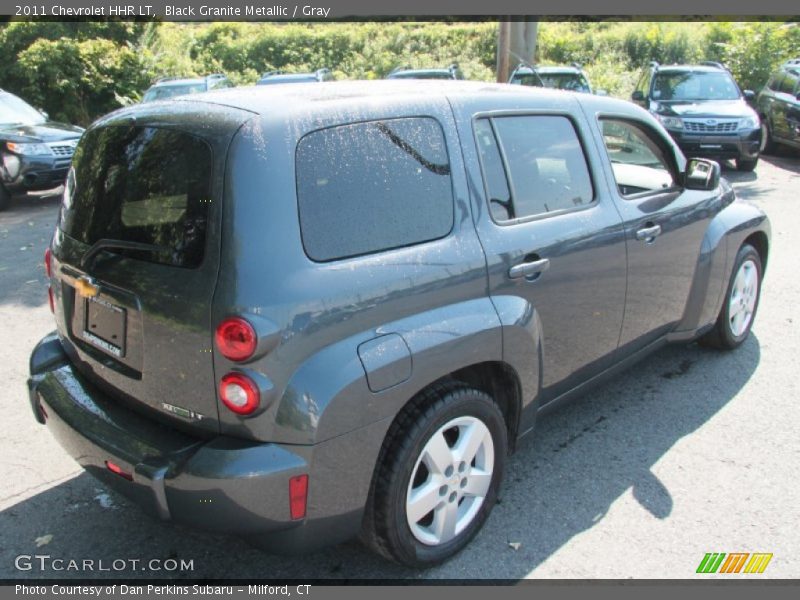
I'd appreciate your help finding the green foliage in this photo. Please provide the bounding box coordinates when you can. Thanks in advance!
[0,21,151,125]
[15,37,150,125]
[1,20,798,126]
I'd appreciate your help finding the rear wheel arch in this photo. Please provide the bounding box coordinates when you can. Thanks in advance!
[361,374,512,565]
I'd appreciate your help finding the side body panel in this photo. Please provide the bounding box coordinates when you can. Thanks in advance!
[212,95,501,446]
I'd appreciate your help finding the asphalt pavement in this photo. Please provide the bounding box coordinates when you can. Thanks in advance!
[1,153,798,580]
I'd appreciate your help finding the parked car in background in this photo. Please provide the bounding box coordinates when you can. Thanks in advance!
[631,61,761,171]
[756,58,800,153]
[0,89,83,211]
[386,64,464,80]
[29,81,769,567]
[141,74,233,103]
[509,63,607,95]
[257,68,335,85]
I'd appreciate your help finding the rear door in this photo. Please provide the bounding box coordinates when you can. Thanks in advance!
[456,101,628,405]
[51,104,252,435]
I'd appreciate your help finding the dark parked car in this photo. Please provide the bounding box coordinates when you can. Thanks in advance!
[756,58,800,153]
[257,68,335,85]
[509,62,607,95]
[29,81,769,567]
[631,61,761,171]
[141,74,233,103]
[0,89,83,211]
[386,64,464,80]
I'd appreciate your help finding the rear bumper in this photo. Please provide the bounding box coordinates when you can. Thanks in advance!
[667,128,761,161]
[27,332,365,553]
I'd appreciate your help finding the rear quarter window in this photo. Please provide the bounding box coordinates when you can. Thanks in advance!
[295,117,454,262]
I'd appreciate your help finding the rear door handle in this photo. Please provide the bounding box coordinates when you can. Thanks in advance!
[635,224,662,242]
[509,258,550,280]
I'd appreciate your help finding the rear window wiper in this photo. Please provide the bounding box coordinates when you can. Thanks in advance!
[81,239,172,270]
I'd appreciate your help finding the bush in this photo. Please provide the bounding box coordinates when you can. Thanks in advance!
[2,21,798,125]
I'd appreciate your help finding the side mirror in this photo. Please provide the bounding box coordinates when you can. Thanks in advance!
[684,158,721,191]
[631,90,645,102]
[595,88,608,96]
[743,90,755,100]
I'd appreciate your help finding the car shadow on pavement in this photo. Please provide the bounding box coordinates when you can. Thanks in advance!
[0,335,760,580]
[761,152,800,175]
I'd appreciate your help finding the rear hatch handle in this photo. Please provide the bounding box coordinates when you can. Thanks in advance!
[81,239,172,270]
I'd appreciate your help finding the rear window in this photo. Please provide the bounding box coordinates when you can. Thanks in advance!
[60,125,212,268]
[295,117,454,262]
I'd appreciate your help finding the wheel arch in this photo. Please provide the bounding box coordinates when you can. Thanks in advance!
[743,230,769,274]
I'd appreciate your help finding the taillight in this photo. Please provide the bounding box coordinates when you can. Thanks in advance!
[44,247,52,278]
[215,317,257,361]
[219,372,260,415]
[105,460,133,481]
[289,474,309,520]
[48,288,54,313]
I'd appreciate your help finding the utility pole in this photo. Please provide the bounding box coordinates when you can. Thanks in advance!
[497,20,539,82]
[496,20,511,83]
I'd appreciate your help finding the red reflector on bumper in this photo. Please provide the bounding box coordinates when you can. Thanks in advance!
[289,474,309,520]
[48,287,54,313]
[105,460,133,481]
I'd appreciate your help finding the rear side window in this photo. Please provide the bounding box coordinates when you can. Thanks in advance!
[60,126,212,268]
[296,117,454,262]
[478,115,594,220]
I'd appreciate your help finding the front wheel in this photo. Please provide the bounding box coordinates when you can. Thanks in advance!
[736,157,759,172]
[759,119,777,154]
[362,385,507,567]
[0,184,10,212]
[701,243,762,350]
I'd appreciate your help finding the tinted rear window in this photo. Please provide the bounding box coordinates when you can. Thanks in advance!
[295,117,454,262]
[60,126,212,268]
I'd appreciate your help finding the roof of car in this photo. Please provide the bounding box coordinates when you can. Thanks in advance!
[387,69,456,78]
[258,73,321,83]
[655,65,730,74]
[177,80,619,113]
[521,65,582,75]
[149,77,208,88]
[97,80,646,131]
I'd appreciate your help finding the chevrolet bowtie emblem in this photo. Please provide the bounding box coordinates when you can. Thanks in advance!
[75,276,99,298]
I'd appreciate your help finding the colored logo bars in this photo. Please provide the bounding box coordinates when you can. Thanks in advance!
[696,553,773,574]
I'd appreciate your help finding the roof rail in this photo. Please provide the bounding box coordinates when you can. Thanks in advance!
[570,61,583,70]
[700,61,727,70]
[155,76,185,84]
[648,60,660,69]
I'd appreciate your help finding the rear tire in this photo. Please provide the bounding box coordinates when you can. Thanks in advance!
[759,119,777,155]
[701,243,762,350]
[0,185,10,212]
[736,157,758,172]
[361,384,507,567]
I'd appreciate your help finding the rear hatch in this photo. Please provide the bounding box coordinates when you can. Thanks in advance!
[50,102,253,435]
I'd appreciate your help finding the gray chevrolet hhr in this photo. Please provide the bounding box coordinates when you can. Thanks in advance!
[28,81,769,567]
